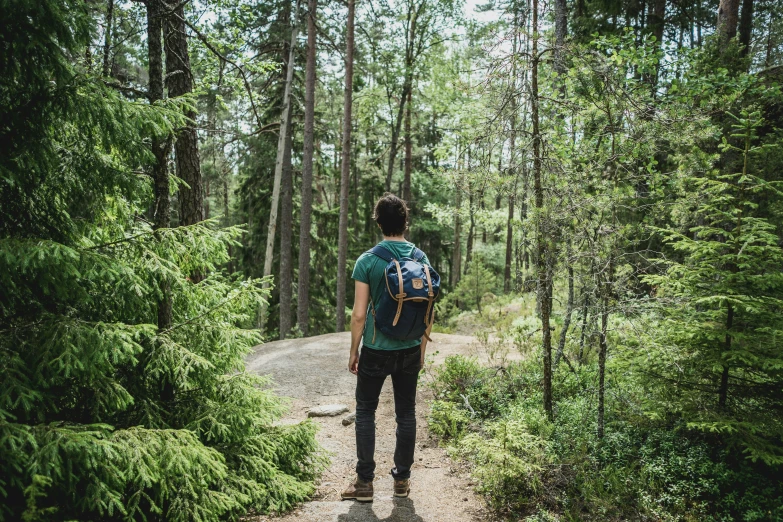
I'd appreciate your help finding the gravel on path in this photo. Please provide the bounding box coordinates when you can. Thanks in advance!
[245,332,493,522]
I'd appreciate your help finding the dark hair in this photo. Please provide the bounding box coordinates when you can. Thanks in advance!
[373,193,409,236]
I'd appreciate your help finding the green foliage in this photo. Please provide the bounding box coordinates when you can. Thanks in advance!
[639,108,783,466]
[438,256,500,319]
[0,2,324,520]
[430,356,783,521]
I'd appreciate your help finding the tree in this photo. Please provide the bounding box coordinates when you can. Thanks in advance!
[643,109,783,465]
[148,0,174,330]
[383,0,459,192]
[261,3,299,332]
[0,1,323,519]
[717,0,741,46]
[297,0,317,336]
[102,0,114,76]
[279,65,296,339]
[165,2,203,234]
[530,0,554,419]
[336,0,356,332]
[738,0,754,57]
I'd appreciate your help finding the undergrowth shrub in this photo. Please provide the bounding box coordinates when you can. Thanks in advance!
[428,356,783,521]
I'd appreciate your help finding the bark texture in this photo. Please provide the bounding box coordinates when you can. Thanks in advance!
[532,0,553,419]
[148,0,173,331]
[279,87,295,339]
[554,0,567,75]
[403,88,413,205]
[738,0,753,56]
[451,172,462,287]
[504,9,521,293]
[261,7,299,330]
[297,0,318,336]
[719,303,734,409]
[336,0,355,333]
[102,0,114,77]
[554,264,574,367]
[597,297,608,438]
[165,3,203,230]
[717,0,740,44]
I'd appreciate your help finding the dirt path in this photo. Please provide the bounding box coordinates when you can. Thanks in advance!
[245,332,492,522]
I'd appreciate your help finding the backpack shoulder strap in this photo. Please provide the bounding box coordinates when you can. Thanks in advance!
[367,245,395,262]
[412,248,425,262]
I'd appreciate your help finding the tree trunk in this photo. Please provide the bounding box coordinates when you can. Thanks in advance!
[385,82,411,192]
[165,3,203,233]
[451,173,462,287]
[336,0,355,333]
[578,290,589,362]
[554,0,567,75]
[504,9,521,293]
[597,293,608,438]
[204,177,210,219]
[644,0,666,86]
[279,93,295,339]
[148,0,173,331]
[738,0,753,57]
[717,0,740,45]
[297,0,317,336]
[504,194,515,293]
[532,0,553,420]
[719,302,733,408]
[102,0,114,77]
[278,0,296,340]
[648,0,666,45]
[403,88,413,205]
[260,6,299,330]
[385,3,418,193]
[465,191,475,270]
[554,263,574,367]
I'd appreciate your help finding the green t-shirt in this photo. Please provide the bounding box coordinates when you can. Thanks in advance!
[351,240,431,350]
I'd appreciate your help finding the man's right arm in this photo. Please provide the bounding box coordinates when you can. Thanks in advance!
[349,280,370,374]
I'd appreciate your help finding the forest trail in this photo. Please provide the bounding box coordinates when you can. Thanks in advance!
[247,332,493,522]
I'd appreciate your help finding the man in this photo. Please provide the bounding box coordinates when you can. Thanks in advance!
[341,193,433,502]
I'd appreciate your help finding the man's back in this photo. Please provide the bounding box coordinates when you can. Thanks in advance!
[351,239,431,350]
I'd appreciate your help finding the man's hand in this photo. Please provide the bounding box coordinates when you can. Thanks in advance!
[349,352,359,375]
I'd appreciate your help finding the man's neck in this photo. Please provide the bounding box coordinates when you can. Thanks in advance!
[382,235,407,242]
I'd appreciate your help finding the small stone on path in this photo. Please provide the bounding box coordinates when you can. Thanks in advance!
[341,412,356,426]
[307,404,349,417]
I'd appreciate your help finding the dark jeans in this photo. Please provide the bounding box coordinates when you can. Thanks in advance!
[355,344,421,482]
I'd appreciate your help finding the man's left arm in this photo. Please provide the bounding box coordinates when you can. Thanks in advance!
[421,251,435,367]
[420,318,433,367]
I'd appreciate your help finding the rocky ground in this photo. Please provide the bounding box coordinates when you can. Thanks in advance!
[245,332,508,522]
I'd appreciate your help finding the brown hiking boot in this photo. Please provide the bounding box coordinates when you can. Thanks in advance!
[393,478,410,498]
[341,476,373,502]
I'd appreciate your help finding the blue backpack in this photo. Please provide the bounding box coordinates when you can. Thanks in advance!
[366,245,441,343]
